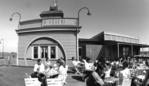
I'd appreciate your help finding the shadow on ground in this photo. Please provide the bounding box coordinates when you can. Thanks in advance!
[71,75,84,82]
[0,66,86,86]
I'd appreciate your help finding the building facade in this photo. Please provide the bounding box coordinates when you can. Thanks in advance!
[16,2,149,66]
[16,3,80,66]
[79,32,149,61]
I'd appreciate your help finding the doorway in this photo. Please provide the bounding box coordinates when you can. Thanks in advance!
[41,46,48,59]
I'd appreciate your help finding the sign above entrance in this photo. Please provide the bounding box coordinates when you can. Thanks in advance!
[42,18,78,26]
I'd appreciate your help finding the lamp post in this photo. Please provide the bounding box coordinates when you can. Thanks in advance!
[76,7,91,60]
[10,12,21,29]
[9,12,21,66]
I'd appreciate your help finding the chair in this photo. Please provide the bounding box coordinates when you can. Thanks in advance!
[72,61,83,75]
[24,78,41,86]
[47,78,64,86]
[46,65,68,86]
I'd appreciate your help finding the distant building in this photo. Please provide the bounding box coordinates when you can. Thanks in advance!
[79,31,149,61]
[0,52,17,65]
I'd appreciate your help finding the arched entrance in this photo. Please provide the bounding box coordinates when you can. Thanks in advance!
[24,36,66,65]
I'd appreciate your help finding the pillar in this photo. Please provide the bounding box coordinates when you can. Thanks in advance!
[48,46,51,59]
[31,46,34,59]
[56,46,58,59]
[117,43,119,58]
[131,45,133,56]
[38,46,41,58]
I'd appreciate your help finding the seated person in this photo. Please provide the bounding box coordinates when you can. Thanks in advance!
[56,59,68,84]
[57,59,66,76]
[71,57,83,74]
[53,63,59,71]
[44,58,51,69]
[31,59,46,86]
[31,59,45,77]
[45,58,66,78]
[45,65,58,78]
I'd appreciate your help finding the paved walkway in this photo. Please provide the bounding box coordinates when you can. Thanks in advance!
[0,66,85,86]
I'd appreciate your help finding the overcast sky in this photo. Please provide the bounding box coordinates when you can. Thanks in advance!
[0,0,149,52]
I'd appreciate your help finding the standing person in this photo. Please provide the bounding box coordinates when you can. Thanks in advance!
[104,62,112,78]
[119,61,132,86]
[83,57,94,81]
[31,59,46,86]
[142,69,149,86]
[120,61,131,79]
[86,63,105,86]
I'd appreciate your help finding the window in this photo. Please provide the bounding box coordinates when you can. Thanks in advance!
[123,47,129,57]
[32,45,57,59]
[34,47,38,58]
[123,47,126,56]
[51,46,56,59]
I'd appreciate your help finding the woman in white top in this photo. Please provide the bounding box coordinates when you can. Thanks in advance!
[119,61,132,86]
[57,59,66,76]
[120,61,131,79]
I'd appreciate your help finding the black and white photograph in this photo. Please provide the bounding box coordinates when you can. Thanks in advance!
[0,0,149,86]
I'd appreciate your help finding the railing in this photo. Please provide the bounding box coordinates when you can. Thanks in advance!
[19,18,78,29]
[42,18,78,27]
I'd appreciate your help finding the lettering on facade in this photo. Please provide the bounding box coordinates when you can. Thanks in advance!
[42,18,77,26]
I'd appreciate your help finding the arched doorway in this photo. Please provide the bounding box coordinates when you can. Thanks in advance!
[25,36,66,63]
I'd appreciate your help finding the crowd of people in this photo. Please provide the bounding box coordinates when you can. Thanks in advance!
[30,58,67,86]
[72,56,149,86]
[27,56,149,86]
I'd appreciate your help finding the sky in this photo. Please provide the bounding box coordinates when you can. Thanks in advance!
[0,0,149,52]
